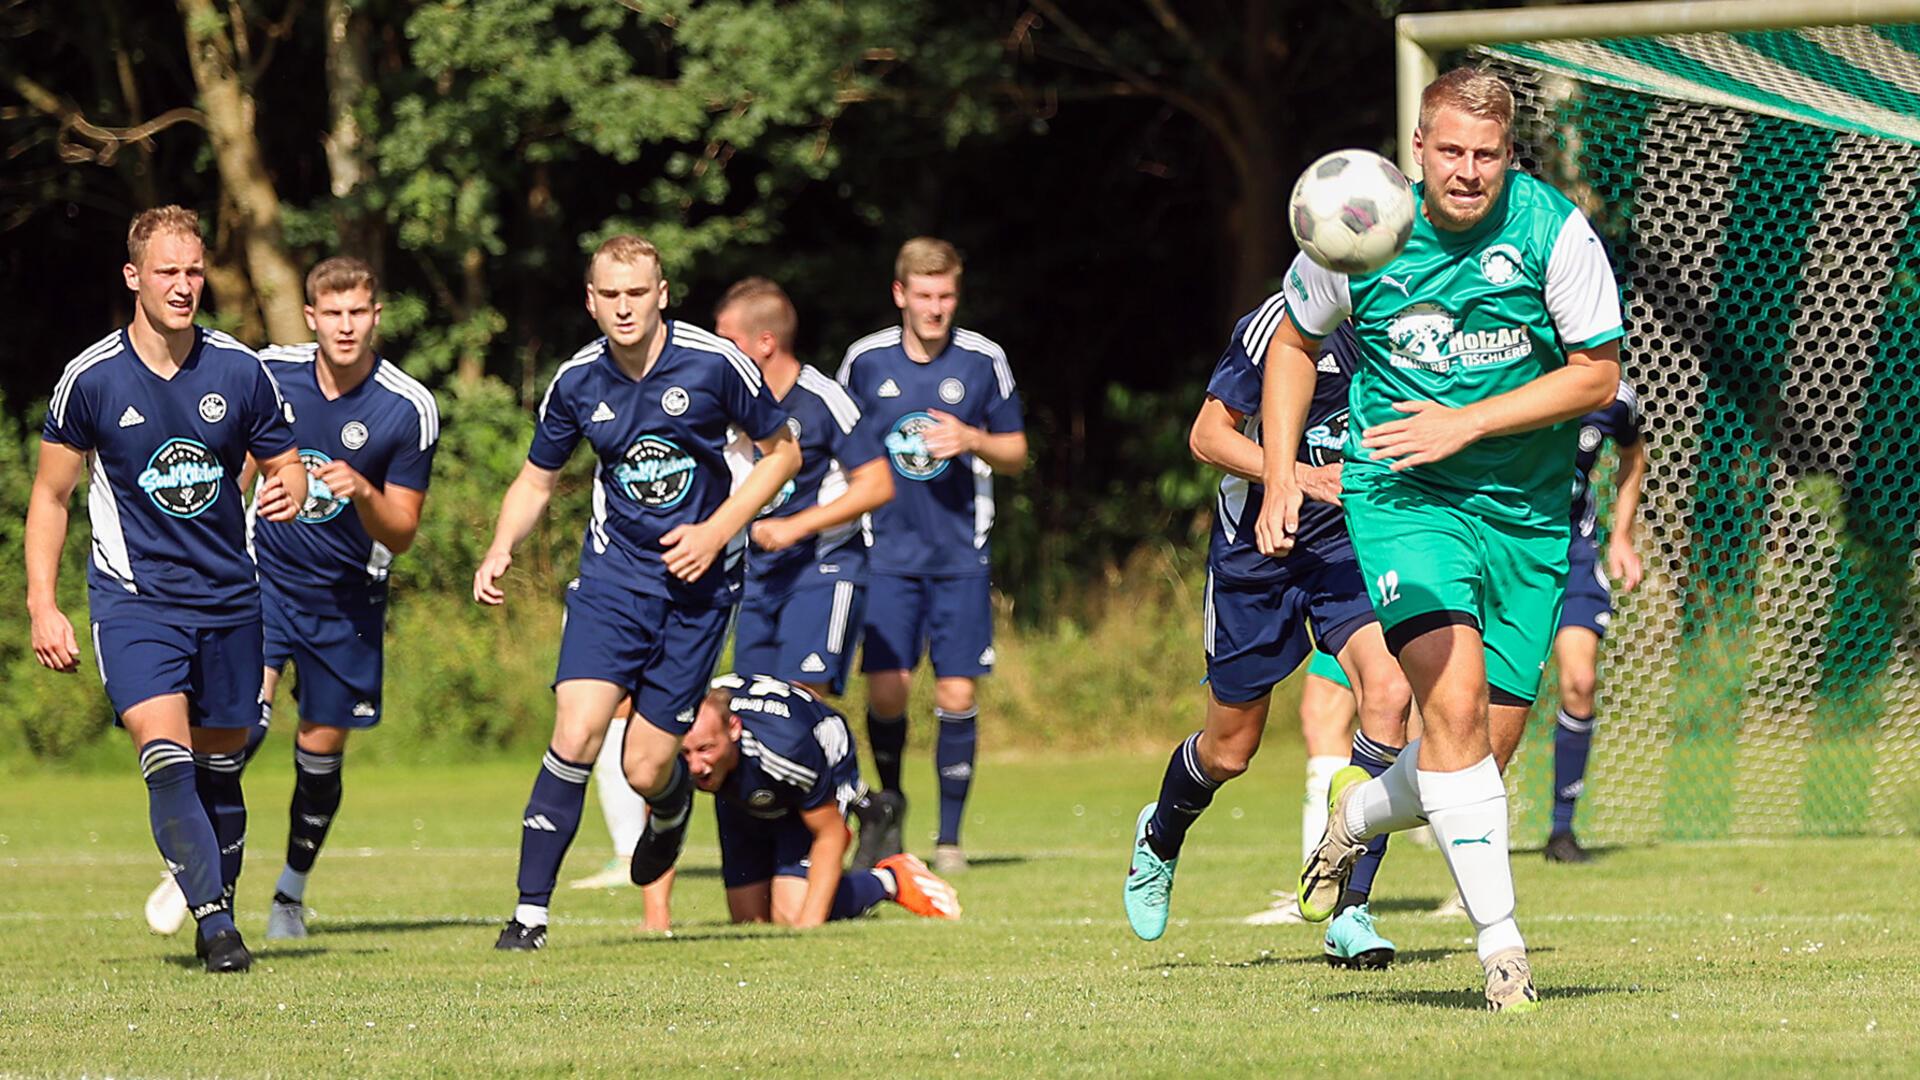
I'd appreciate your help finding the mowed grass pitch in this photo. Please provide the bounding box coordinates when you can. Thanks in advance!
[2,747,1917,1077]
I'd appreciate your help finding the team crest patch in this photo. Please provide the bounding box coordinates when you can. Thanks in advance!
[1479,244,1523,286]
[939,377,965,404]
[748,789,778,809]
[1579,424,1603,452]
[614,435,697,507]
[198,393,228,423]
[297,449,350,523]
[341,421,369,450]
[884,411,949,481]
[138,438,224,518]
[662,386,690,416]
[786,416,803,439]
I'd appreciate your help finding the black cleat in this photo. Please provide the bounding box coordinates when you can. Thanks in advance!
[851,790,906,872]
[1543,831,1593,864]
[494,919,546,951]
[200,928,253,973]
[630,814,689,887]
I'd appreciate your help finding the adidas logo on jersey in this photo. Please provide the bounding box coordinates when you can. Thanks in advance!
[799,652,827,674]
[523,814,558,832]
[1316,354,1341,374]
[590,401,616,423]
[118,405,145,428]
[877,379,901,398]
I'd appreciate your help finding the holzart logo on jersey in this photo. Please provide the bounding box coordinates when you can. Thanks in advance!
[1385,303,1532,372]
[613,435,696,507]
[138,438,224,518]
[884,411,949,481]
[296,449,349,523]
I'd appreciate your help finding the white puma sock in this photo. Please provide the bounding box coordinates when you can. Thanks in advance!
[1347,738,1425,840]
[1301,756,1346,863]
[595,718,650,856]
[1420,754,1524,963]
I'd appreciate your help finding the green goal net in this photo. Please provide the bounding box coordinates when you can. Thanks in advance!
[1480,22,1920,843]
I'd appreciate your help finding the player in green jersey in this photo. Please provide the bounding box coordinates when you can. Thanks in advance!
[1256,67,1624,1012]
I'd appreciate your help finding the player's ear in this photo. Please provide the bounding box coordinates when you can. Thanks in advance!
[122,262,140,293]
[304,305,319,334]
[727,713,742,741]
[891,279,906,309]
[656,279,670,312]
[370,301,383,331]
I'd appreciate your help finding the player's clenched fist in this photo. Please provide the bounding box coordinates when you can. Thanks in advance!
[29,605,79,673]
[254,475,299,523]
[1254,478,1303,557]
[660,520,725,582]
[473,549,513,605]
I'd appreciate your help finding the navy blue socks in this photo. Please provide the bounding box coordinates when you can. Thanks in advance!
[1552,709,1595,836]
[868,709,906,792]
[934,707,977,846]
[1340,730,1403,914]
[515,748,591,909]
[1145,733,1220,860]
[142,740,235,940]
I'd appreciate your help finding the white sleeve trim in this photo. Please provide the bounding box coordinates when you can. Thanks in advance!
[1239,293,1288,366]
[1545,211,1624,348]
[1281,254,1352,339]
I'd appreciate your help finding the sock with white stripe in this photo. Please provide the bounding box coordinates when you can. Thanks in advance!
[1339,732,1403,914]
[1301,755,1347,866]
[867,709,906,792]
[934,707,977,846]
[1421,755,1525,963]
[1551,709,1595,836]
[643,757,692,833]
[1348,737,1427,841]
[1145,732,1221,861]
[281,745,344,900]
[595,718,650,856]
[193,748,249,898]
[141,740,234,939]
[516,748,591,908]
[828,870,892,920]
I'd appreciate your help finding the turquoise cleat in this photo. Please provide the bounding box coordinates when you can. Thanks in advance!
[1323,902,1396,969]
[1124,803,1177,941]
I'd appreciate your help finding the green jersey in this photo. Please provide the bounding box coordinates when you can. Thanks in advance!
[1282,170,1624,529]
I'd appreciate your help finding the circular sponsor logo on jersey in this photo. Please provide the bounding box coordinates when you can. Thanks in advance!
[1385,302,1456,372]
[1305,408,1350,466]
[1579,424,1603,452]
[296,448,349,523]
[613,435,697,507]
[939,377,965,405]
[1479,244,1522,286]
[198,393,228,423]
[661,386,690,416]
[138,438,224,518]
[340,420,369,450]
[758,478,797,519]
[884,411,949,482]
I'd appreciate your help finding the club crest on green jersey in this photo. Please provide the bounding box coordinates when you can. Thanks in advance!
[1479,244,1523,286]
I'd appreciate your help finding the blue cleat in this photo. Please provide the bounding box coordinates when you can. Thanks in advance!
[1323,902,1396,969]
[1124,803,1177,941]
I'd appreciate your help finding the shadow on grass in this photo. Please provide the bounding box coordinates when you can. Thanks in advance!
[1365,897,1455,915]
[1512,843,1629,860]
[156,943,385,968]
[1192,947,1463,970]
[1327,983,1647,1010]
[308,917,493,935]
[955,854,1028,869]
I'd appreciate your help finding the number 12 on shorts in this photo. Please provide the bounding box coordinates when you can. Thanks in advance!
[1376,570,1401,605]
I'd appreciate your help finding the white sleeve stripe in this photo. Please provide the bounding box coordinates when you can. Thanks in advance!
[672,324,764,392]
[837,327,902,384]
[260,343,319,363]
[797,368,862,432]
[373,364,442,449]
[1241,293,1288,365]
[740,732,820,787]
[954,329,1016,398]
[538,348,603,421]
[50,333,125,425]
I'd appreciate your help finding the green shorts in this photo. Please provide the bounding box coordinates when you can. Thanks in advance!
[1343,477,1568,704]
[1305,649,1352,690]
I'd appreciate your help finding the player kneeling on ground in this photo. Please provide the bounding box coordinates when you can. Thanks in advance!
[672,674,959,927]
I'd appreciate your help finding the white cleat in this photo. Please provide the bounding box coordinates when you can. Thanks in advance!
[266,897,309,940]
[568,857,634,890]
[144,871,188,936]
[1483,946,1540,1013]
[1242,892,1309,926]
[933,844,969,875]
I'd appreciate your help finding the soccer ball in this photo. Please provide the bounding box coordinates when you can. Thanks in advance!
[1288,149,1416,276]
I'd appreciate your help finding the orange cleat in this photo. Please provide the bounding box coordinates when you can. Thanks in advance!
[876,853,962,919]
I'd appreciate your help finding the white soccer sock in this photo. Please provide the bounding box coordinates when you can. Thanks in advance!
[1301,756,1346,863]
[275,866,309,903]
[594,718,650,856]
[514,903,549,929]
[1419,755,1524,963]
[1347,738,1425,840]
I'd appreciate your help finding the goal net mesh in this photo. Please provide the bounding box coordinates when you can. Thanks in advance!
[1475,23,1920,842]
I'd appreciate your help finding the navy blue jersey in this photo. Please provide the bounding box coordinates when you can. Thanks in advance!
[710,673,862,820]
[1205,297,1362,585]
[529,323,787,608]
[1570,380,1643,541]
[250,345,440,614]
[42,328,297,626]
[836,326,1022,578]
[746,366,884,596]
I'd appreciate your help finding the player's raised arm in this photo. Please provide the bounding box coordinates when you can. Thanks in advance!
[473,461,561,605]
[1254,315,1323,556]
[25,440,87,673]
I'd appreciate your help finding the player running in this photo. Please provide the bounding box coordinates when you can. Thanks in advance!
[836,238,1026,874]
[27,205,307,972]
[1122,309,1413,969]
[1258,67,1625,1011]
[474,234,800,950]
[1544,380,1645,863]
[653,674,960,927]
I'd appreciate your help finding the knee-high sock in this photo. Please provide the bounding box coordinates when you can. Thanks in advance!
[515,748,592,917]
[1347,737,1427,841]
[642,756,693,841]
[1421,755,1524,962]
[1301,755,1346,865]
[595,718,649,856]
[1145,732,1220,860]
[1341,732,1403,909]
[278,746,343,901]
[934,707,976,846]
[828,869,893,920]
[868,709,906,793]
[142,741,234,939]
[193,749,249,898]
[1552,709,1595,835]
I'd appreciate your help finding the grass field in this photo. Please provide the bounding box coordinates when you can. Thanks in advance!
[3,743,1917,1077]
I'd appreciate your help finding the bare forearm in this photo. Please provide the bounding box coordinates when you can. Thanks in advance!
[1258,345,1318,489]
[707,440,801,539]
[351,486,423,553]
[970,431,1028,476]
[796,832,848,928]
[1460,358,1620,441]
[265,454,309,509]
[24,491,70,612]
[1612,442,1648,542]
[487,475,553,556]
[778,463,890,540]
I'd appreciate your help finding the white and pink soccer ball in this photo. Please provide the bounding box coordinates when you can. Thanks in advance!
[1288,149,1417,276]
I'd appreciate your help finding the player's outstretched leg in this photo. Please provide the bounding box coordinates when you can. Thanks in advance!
[1125,734,1217,940]
[499,746,593,951]
[1297,764,1370,922]
[1323,731,1402,968]
[269,738,346,939]
[570,713,648,890]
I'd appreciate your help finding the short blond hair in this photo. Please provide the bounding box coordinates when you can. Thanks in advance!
[127,205,201,266]
[1418,67,1515,138]
[305,255,379,304]
[586,234,663,284]
[716,277,797,352]
[893,236,963,284]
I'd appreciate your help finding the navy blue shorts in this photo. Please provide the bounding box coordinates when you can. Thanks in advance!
[1203,554,1376,706]
[262,583,386,728]
[554,576,732,736]
[734,579,865,694]
[1558,540,1614,638]
[715,797,815,888]
[860,572,993,678]
[93,616,263,728]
